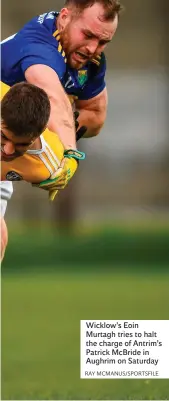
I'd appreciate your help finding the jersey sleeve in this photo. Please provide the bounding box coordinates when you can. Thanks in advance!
[20,42,66,79]
[0,81,10,99]
[18,18,67,79]
[78,53,106,100]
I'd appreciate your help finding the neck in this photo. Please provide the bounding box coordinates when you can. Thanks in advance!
[29,137,42,150]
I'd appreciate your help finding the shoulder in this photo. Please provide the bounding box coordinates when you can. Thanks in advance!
[42,129,64,157]
[0,82,10,100]
[17,12,67,77]
[21,11,58,32]
[22,12,67,61]
[18,11,59,47]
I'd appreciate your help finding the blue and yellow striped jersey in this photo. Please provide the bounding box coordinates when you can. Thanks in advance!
[1,11,106,101]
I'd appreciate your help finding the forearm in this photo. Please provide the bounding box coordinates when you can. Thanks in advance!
[48,90,77,149]
[25,65,77,150]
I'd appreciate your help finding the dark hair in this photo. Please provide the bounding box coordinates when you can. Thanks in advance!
[64,0,123,20]
[1,82,51,138]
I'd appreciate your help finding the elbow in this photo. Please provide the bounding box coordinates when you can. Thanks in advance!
[84,121,104,138]
[91,124,103,137]
[84,114,106,138]
[92,113,106,136]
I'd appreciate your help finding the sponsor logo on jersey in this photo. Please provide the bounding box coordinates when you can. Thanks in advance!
[78,70,88,86]
[6,171,23,181]
[46,12,55,20]
[37,13,47,24]
[64,75,75,89]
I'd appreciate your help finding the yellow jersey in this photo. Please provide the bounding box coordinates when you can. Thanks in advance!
[1,82,64,183]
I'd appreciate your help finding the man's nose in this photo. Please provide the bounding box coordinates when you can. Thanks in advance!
[3,142,15,155]
[86,39,99,55]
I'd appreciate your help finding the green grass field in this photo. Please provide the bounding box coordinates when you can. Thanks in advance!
[1,269,169,400]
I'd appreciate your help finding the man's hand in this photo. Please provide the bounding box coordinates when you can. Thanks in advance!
[36,111,87,201]
[75,88,108,138]
[74,111,87,141]
[38,149,85,201]
[39,158,78,201]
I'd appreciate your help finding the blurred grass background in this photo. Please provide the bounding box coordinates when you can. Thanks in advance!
[3,223,169,269]
[1,0,169,398]
[1,225,169,400]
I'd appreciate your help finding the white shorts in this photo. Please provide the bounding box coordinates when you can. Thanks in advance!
[0,181,13,216]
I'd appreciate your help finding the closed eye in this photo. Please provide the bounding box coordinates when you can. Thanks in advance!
[15,142,32,148]
[99,39,110,46]
[84,32,93,39]
[83,31,111,45]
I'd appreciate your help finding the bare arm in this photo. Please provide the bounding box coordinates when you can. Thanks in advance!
[25,64,77,149]
[75,87,108,138]
[1,216,8,262]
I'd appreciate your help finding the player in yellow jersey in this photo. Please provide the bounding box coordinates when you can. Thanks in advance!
[1,82,84,192]
[0,81,85,261]
[1,81,50,260]
[1,82,62,182]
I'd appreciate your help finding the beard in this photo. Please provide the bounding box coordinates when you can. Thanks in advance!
[60,26,69,52]
[60,27,90,69]
[68,54,87,69]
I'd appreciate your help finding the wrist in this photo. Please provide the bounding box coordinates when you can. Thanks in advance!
[64,149,86,160]
[64,145,77,151]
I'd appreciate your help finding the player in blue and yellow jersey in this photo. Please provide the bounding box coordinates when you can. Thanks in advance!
[1,0,122,146]
[1,0,122,207]
[1,0,123,256]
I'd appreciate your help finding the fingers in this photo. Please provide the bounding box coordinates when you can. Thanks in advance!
[50,157,69,180]
[49,189,58,201]
[37,156,78,194]
[74,110,80,130]
[74,110,87,141]
[74,111,79,120]
[50,166,65,180]
[76,125,87,141]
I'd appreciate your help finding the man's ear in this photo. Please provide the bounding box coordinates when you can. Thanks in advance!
[58,8,71,30]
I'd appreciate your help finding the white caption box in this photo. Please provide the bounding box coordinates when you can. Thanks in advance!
[80,320,169,379]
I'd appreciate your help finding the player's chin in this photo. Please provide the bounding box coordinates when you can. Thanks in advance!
[1,152,21,161]
[1,155,15,162]
[69,54,86,69]
[69,59,82,69]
